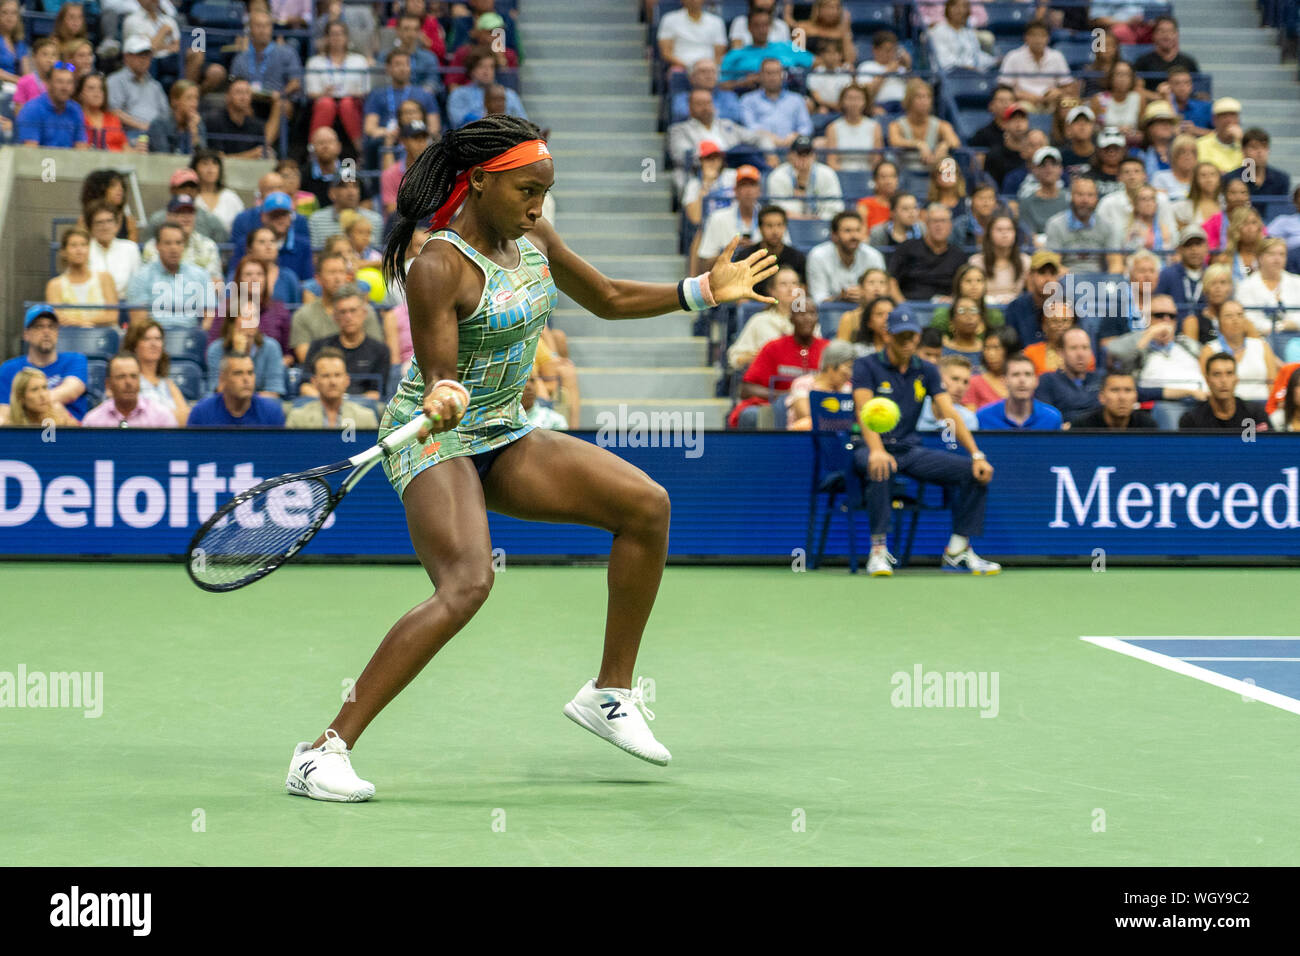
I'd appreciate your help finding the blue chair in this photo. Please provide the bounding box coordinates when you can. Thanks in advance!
[786,218,831,250]
[85,359,107,406]
[164,328,208,369]
[169,360,206,402]
[940,69,999,110]
[837,169,871,201]
[286,364,304,399]
[807,390,866,572]
[848,3,895,38]
[955,107,990,141]
[57,326,119,361]
[190,2,245,30]
[818,302,856,339]
[1057,39,1095,70]
[985,3,1035,36]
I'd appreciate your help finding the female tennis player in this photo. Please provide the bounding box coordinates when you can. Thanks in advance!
[286,114,779,801]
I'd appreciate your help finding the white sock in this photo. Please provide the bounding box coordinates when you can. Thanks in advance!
[946,534,969,555]
[871,535,887,552]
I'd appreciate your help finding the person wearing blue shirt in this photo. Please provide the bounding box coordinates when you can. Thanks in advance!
[187,354,286,427]
[228,10,305,97]
[0,304,89,420]
[379,15,443,92]
[1154,226,1208,314]
[1222,129,1292,217]
[16,64,87,149]
[228,191,314,284]
[852,305,1000,576]
[738,60,813,149]
[1036,327,1171,419]
[446,50,528,129]
[719,8,813,86]
[977,353,1064,430]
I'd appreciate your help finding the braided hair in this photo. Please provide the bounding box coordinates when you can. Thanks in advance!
[382,114,546,291]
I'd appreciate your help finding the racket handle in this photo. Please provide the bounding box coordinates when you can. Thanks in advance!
[378,414,434,454]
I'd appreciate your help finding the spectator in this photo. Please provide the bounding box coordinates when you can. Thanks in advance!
[121,0,183,84]
[963,325,1020,408]
[869,192,924,249]
[381,120,434,218]
[917,326,945,365]
[952,182,1006,248]
[888,78,959,171]
[917,354,981,433]
[889,204,966,301]
[1218,205,1265,282]
[737,205,806,297]
[343,210,382,265]
[0,0,28,89]
[365,51,439,166]
[995,126,1048,199]
[855,159,899,230]
[125,223,214,331]
[86,200,141,299]
[971,214,1029,304]
[209,256,293,359]
[939,296,987,366]
[658,0,727,72]
[681,140,738,227]
[1089,0,1150,46]
[1172,161,1226,237]
[230,226,296,316]
[1181,262,1236,343]
[0,305,88,421]
[1018,147,1069,235]
[805,40,855,115]
[1068,372,1158,429]
[976,353,1063,429]
[519,369,567,431]
[388,12,446,89]
[107,36,168,141]
[796,0,855,63]
[300,127,349,208]
[1088,61,1151,145]
[785,338,856,430]
[1117,184,1176,253]
[141,195,223,281]
[728,0,792,49]
[1161,66,1212,138]
[13,37,55,112]
[1152,132,1198,202]
[1081,128,1127,197]
[737,298,827,426]
[206,77,270,159]
[855,29,911,112]
[1236,238,1300,334]
[286,347,380,429]
[122,318,189,425]
[1058,104,1098,181]
[229,9,304,102]
[1267,364,1300,430]
[1199,300,1278,401]
[190,149,245,235]
[81,352,176,427]
[1137,101,1178,180]
[807,211,886,303]
[16,61,86,148]
[692,165,765,274]
[308,178,384,250]
[979,101,1031,190]
[313,0,380,59]
[1023,298,1090,375]
[1155,224,1209,315]
[290,256,384,363]
[140,169,227,244]
[927,159,967,223]
[1178,352,1268,430]
[187,353,287,427]
[146,78,205,154]
[302,286,389,400]
[305,19,371,150]
[1003,250,1061,346]
[76,71,130,151]
[238,191,314,287]
[65,38,93,78]
[206,302,288,400]
[50,3,87,57]
[1223,129,1291,216]
[719,8,812,88]
[930,264,1005,335]
[1107,294,1205,427]
[445,48,528,129]
[767,135,843,219]
[668,90,763,185]
[739,59,813,152]
[998,20,1072,112]
[1034,326,1110,419]
[1204,179,1254,254]
[824,84,881,173]
[852,304,999,575]
[1096,250,1159,349]
[1133,16,1198,75]
[930,0,997,74]
[727,265,800,371]
[386,0,445,61]
[1266,185,1300,251]
[672,57,743,124]
[3,368,80,428]
[46,226,118,327]
[1044,176,1122,273]
[968,85,1017,151]
[834,271,892,343]
[1196,98,1244,174]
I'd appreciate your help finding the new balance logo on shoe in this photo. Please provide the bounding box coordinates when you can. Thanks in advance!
[299,760,318,778]
[599,700,627,720]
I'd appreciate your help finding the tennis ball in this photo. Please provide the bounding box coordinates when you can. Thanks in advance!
[356,267,386,303]
[860,397,901,433]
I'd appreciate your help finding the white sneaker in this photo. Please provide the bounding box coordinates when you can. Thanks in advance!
[867,549,896,576]
[942,547,1001,575]
[285,729,376,802]
[564,677,671,766]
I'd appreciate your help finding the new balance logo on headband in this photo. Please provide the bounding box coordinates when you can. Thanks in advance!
[537,142,550,158]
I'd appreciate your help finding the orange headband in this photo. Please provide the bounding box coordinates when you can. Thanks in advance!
[429,139,552,230]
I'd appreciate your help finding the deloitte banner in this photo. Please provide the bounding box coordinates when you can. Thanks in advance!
[0,430,1297,560]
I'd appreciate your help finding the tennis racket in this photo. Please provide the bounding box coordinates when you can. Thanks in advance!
[186,414,432,592]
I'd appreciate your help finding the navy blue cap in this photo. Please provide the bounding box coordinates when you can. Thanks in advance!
[25,303,58,327]
[886,304,921,335]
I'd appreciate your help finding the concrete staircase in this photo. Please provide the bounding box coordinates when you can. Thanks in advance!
[1175,1,1300,165]
[519,0,730,427]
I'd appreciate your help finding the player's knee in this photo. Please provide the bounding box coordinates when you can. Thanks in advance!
[629,480,671,536]
[443,568,494,620]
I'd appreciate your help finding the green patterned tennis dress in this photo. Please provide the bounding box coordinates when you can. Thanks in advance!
[379,229,556,498]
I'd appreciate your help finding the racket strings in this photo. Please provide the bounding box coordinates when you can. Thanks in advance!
[188,478,334,589]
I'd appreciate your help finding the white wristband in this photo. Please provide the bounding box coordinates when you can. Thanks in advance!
[433,379,470,410]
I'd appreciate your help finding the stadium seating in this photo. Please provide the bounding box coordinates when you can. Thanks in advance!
[84,360,107,407]
[165,329,210,370]
[58,327,120,362]
[168,360,207,403]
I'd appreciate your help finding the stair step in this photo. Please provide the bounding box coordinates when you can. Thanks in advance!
[547,130,663,153]
[542,111,661,133]
[523,22,646,41]
[529,94,658,111]
[562,232,680,255]
[525,4,641,25]
[524,38,645,58]
[578,367,719,399]
[568,336,709,367]
[551,308,697,337]
[578,399,730,430]
[551,189,670,213]
[521,70,648,96]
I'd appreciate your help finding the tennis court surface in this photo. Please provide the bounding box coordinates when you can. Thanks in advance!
[6,563,1298,866]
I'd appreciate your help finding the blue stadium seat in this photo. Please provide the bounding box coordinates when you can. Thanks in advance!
[164,328,209,369]
[837,169,871,201]
[1027,112,1053,135]
[817,302,856,339]
[190,2,245,30]
[286,364,304,399]
[169,360,206,402]
[955,108,989,141]
[848,3,895,38]
[57,326,120,361]
[941,70,999,110]
[787,218,831,249]
[985,3,1036,36]
[85,360,107,406]
[1057,39,1094,70]
[811,111,838,137]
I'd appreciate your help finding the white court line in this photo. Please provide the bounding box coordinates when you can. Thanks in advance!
[1182,657,1300,662]
[1079,636,1300,641]
[1080,636,1300,717]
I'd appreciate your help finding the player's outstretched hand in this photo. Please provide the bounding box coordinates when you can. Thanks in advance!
[419,384,467,440]
[708,236,780,305]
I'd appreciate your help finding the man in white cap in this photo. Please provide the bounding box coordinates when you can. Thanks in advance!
[107,36,169,141]
[1196,98,1244,173]
[1136,100,1178,179]
[1018,146,1068,235]
[1059,103,1098,180]
[1082,128,1127,198]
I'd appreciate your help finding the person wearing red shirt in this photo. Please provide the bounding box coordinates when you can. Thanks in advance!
[1265,361,1300,417]
[387,0,447,63]
[733,297,827,427]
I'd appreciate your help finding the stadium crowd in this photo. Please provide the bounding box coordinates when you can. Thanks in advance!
[3,0,1300,435]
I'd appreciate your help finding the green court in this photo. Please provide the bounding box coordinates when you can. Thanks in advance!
[6,563,1299,866]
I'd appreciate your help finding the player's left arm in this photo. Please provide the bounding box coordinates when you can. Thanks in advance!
[931,391,992,481]
[530,218,778,319]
